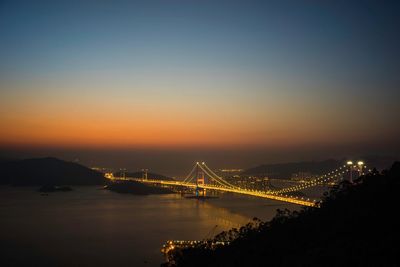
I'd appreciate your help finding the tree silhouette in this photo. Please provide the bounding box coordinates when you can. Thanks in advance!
[165,162,400,267]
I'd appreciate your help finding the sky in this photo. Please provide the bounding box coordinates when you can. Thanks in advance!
[0,0,399,175]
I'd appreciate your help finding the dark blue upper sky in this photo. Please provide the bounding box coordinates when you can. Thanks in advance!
[1,0,399,87]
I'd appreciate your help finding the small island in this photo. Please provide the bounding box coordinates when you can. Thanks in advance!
[38,185,73,193]
[106,180,174,195]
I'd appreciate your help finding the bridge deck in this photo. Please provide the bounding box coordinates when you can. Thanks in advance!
[109,177,318,207]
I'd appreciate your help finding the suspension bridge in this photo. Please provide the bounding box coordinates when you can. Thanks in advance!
[107,161,367,208]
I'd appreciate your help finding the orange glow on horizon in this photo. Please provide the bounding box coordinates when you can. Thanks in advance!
[1,79,396,150]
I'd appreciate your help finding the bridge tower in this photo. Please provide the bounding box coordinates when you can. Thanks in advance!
[120,168,126,179]
[195,162,206,197]
[142,169,148,180]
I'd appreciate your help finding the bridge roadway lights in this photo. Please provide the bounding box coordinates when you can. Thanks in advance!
[107,159,351,208]
[112,178,319,207]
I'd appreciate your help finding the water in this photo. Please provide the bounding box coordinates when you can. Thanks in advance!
[0,186,301,266]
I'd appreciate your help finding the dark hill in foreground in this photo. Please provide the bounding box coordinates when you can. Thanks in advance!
[168,162,400,267]
[0,157,106,186]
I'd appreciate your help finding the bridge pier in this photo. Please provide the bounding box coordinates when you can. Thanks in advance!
[195,186,206,197]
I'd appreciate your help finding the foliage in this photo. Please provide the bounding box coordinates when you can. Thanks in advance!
[165,162,400,267]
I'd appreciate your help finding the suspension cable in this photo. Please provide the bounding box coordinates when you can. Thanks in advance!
[272,165,351,194]
[201,162,239,189]
[197,164,236,188]
[182,163,198,183]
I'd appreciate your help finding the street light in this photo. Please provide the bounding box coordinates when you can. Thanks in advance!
[357,161,364,176]
[347,161,354,183]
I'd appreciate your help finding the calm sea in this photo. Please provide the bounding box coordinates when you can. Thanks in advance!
[0,186,303,266]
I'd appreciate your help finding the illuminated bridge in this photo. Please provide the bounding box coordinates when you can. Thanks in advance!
[107,161,367,208]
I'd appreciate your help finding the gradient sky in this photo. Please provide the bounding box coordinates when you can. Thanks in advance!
[0,0,399,174]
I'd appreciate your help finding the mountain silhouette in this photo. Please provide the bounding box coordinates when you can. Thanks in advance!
[243,159,340,178]
[113,171,174,181]
[0,157,106,186]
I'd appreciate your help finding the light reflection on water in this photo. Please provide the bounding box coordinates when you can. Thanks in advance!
[0,186,302,267]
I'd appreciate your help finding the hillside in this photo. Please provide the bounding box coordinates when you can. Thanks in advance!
[106,180,173,195]
[167,162,400,267]
[114,171,174,181]
[0,157,106,186]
